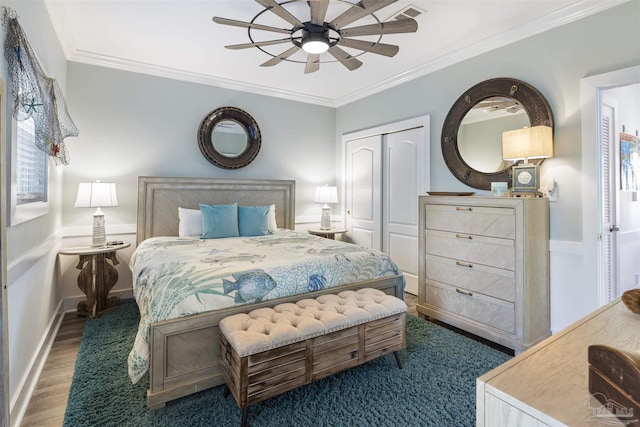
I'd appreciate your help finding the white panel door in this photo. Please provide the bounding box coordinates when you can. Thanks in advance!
[345,136,382,250]
[383,127,423,295]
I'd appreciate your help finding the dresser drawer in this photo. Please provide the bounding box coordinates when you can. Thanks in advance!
[425,254,516,302]
[425,205,515,239]
[424,229,515,271]
[425,282,515,334]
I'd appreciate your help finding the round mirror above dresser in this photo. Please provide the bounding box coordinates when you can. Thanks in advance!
[442,78,554,190]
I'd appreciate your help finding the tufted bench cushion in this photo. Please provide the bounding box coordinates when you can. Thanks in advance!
[219,288,407,427]
[219,288,407,357]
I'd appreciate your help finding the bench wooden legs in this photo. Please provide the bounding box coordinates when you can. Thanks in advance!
[240,407,248,427]
[223,386,248,427]
[394,351,403,369]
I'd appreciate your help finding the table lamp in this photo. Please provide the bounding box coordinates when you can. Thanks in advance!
[74,181,119,247]
[502,125,553,194]
[314,185,338,230]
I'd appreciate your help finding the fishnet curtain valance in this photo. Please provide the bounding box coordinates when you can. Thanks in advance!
[2,8,78,165]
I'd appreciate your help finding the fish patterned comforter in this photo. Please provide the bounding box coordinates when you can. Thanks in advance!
[127,229,404,383]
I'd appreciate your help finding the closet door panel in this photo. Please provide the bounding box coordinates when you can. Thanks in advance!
[345,136,382,250]
[383,128,423,295]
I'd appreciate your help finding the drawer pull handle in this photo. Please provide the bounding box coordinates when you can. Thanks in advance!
[456,261,473,268]
[455,234,473,240]
[456,207,473,211]
[456,288,473,297]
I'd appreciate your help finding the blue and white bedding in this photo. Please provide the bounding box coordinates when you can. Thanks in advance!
[127,229,403,383]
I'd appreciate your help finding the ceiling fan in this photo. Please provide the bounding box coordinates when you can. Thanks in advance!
[213,0,418,73]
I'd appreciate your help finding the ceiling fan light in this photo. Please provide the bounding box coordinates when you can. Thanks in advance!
[302,33,329,54]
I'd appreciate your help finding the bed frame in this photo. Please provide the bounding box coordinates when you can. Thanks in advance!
[136,176,405,409]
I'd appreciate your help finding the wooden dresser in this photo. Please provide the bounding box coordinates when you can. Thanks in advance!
[417,195,549,353]
[477,299,640,426]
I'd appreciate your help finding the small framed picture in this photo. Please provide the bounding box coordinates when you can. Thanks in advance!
[512,164,539,193]
[491,182,508,197]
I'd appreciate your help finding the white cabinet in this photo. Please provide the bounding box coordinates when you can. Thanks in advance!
[477,299,638,426]
[417,195,550,353]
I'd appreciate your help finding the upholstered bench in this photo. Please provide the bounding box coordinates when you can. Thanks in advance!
[219,288,407,427]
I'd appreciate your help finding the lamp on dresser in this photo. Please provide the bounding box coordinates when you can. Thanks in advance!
[314,185,338,230]
[502,125,553,194]
[74,181,119,247]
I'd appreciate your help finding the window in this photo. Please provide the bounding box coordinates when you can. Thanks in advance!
[15,118,47,205]
[9,117,49,225]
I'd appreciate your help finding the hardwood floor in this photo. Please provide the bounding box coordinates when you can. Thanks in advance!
[18,293,418,426]
[20,313,85,427]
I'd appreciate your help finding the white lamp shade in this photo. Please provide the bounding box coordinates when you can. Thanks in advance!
[502,125,554,160]
[314,186,338,204]
[74,182,119,208]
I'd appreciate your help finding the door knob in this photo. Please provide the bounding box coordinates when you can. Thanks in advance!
[609,225,620,232]
[347,210,351,215]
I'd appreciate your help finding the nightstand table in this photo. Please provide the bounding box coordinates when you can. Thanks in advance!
[308,227,348,240]
[59,242,130,318]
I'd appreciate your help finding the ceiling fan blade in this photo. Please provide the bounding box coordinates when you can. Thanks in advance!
[331,0,397,29]
[305,53,320,74]
[328,46,363,71]
[213,17,292,35]
[340,18,417,37]
[225,38,292,50]
[338,38,399,57]
[261,46,301,67]
[309,0,330,25]
[255,0,303,27]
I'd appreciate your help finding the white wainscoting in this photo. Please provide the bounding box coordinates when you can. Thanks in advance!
[549,239,596,334]
[7,233,62,427]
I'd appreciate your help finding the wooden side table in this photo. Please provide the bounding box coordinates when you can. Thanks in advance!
[59,242,130,318]
[307,227,348,240]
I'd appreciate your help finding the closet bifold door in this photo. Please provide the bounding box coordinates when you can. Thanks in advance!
[344,127,425,296]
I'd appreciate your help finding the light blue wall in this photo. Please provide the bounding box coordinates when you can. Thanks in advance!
[335,0,640,243]
[62,63,336,228]
[335,0,640,332]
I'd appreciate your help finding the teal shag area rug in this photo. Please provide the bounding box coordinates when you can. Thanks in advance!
[63,299,510,427]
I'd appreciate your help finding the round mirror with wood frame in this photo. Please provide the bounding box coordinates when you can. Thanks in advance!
[198,106,261,169]
[441,78,553,190]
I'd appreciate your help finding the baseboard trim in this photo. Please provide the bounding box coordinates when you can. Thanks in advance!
[9,301,65,427]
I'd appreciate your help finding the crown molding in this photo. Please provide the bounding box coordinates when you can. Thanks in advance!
[334,0,631,106]
[45,0,629,108]
[67,50,338,107]
[43,0,75,59]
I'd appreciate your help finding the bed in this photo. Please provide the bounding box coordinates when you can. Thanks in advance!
[132,177,405,409]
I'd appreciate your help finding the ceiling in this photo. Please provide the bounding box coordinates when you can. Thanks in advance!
[43,0,625,107]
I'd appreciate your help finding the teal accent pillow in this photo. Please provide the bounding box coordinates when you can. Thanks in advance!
[238,205,271,236]
[200,203,239,239]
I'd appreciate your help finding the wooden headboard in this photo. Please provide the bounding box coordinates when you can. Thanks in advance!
[136,177,295,244]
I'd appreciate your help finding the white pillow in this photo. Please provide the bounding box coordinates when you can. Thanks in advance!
[269,204,278,231]
[178,207,202,237]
